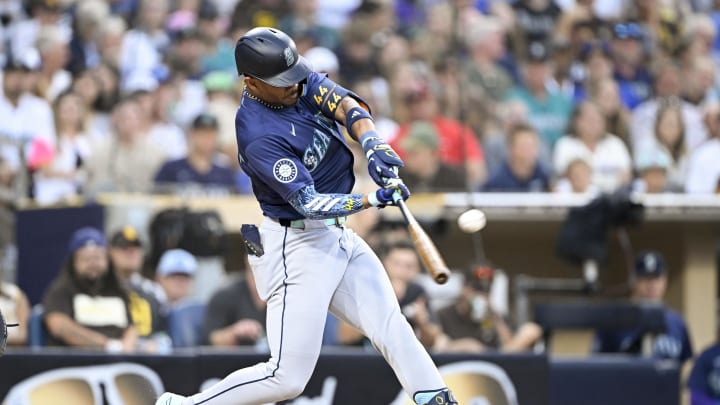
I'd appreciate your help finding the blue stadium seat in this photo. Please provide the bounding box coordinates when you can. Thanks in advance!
[167,301,206,348]
[28,304,47,347]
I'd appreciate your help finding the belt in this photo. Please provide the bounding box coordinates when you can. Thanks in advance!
[275,217,347,229]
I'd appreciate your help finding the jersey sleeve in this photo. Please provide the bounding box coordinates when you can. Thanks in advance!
[302,72,371,119]
[243,137,313,201]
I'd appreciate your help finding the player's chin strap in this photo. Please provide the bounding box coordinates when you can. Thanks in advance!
[0,309,19,356]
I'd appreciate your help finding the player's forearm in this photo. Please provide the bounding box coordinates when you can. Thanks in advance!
[288,185,372,219]
[335,96,374,142]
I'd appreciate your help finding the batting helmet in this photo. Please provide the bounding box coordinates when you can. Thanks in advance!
[235,27,312,87]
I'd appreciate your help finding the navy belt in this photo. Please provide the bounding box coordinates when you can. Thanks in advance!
[275,217,347,229]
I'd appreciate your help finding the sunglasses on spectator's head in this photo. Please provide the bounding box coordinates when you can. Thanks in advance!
[613,22,643,40]
[2,363,164,405]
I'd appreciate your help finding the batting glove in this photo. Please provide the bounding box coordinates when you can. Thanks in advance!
[368,178,411,207]
[360,131,404,187]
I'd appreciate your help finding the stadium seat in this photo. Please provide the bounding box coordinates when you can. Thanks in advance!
[28,305,47,348]
[167,301,206,348]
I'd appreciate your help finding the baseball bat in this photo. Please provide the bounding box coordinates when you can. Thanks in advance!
[396,199,451,284]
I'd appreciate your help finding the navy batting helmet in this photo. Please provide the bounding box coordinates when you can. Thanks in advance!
[235,27,312,87]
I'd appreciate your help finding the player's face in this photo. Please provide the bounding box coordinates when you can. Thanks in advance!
[246,77,300,107]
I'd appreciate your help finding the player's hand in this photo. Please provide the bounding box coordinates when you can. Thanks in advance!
[360,132,404,187]
[369,178,410,207]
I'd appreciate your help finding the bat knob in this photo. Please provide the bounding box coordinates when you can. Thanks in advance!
[435,273,449,285]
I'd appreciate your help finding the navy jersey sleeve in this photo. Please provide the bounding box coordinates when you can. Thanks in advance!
[154,160,175,183]
[243,137,313,201]
[302,72,370,120]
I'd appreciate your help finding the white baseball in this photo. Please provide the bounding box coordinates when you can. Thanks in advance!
[457,209,487,233]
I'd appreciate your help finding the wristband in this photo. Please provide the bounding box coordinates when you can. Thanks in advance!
[345,106,373,133]
[359,131,380,150]
[367,191,382,207]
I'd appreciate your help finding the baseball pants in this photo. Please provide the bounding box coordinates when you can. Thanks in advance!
[188,218,446,405]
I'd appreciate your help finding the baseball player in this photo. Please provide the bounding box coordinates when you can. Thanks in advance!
[156,27,457,405]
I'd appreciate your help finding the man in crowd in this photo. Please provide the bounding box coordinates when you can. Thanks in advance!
[482,123,550,192]
[43,227,137,352]
[155,248,197,306]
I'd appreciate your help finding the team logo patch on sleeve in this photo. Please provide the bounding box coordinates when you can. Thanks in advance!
[273,158,298,183]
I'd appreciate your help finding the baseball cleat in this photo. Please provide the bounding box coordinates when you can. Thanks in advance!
[155,392,190,405]
[422,390,458,405]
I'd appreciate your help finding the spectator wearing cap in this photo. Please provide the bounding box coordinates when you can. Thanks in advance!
[610,21,653,109]
[553,101,632,192]
[397,121,467,193]
[436,263,542,353]
[595,251,693,364]
[42,227,138,352]
[154,112,239,195]
[0,52,56,176]
[155,249,197,306]
[85,96,166,195]
[632,147,672,194]
[686,106,720,193]
[510,0,562,59]
[633,102,688,192]
[108,226,167,342]
[506,42,573,165]
[482,123,550,192]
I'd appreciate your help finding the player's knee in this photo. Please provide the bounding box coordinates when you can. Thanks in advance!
[272,372,309,400]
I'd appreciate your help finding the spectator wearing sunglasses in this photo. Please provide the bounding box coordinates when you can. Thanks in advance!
[43,227,137,352]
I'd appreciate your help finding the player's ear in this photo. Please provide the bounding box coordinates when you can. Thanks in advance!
[244,76,259,92]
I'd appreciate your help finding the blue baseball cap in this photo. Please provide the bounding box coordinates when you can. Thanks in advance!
[613,22,643,40]
[634,251,666,278]
[68,227,107,255]
[157,249,197,277]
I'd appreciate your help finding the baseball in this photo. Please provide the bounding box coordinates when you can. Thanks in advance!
[457,209,487,233]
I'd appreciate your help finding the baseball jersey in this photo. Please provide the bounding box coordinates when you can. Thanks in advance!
[594,307,693,363]
[688,342,720,403]
[236,72,355,220]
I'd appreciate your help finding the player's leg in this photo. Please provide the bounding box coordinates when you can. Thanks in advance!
[329,230,454,405]
[159,223,346,405]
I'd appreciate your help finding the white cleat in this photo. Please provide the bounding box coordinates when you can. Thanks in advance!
[155,392,190,405]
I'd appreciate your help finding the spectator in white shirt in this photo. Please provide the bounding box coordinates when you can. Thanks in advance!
[34,25,71,101]
[633,101,688,192]
[119,0,168,83]
[147,80,187,160]
[0,57,55,174]
[32,91,92,205]
[686,106,720,194]
[553,101,632,192]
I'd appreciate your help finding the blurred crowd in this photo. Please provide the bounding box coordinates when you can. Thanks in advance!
[0,0,718,209]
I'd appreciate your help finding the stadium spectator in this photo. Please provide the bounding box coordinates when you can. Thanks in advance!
[437,264,542,353]
[197,1,236,74]
[587,77,632,152]
[34,25,71,102]
[553,101,632,192]
[154,112,238,195]
[67,0,111,75]
[202,71,244,176]
[630,64,708,153]
[610,21,653,109]
[553,157,596,194]
[510,0,563,57]
[163,28,207,129]
[147,79,187,160]
[155,249,197,306]
[482,123,550,192]
[97,16,128,74]
[632,148,672,194]
[686,106,720,193]
[85,97,165,195]
[120,0,168,83]
[463,15,513,108]
[506,42,573,167]
[398,121,467,193]
[681,55,718,108]
[595,251,693,364]
[574,40,614,102]
[201,268,266,347]
[42,227,137,351]
[108,226,167,343]
[390,61,487,188]
[9,0,69,64]
[633,101,689,191]
[32,91,92,205]
[0,278,30,347]
[0,55,56,177]
[279,0,339,50]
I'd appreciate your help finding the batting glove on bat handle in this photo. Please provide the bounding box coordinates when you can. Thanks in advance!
[368,180,410,207]
[360,131,404,187]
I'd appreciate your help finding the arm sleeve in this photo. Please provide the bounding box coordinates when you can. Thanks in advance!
[288,184,367,220]
[302,72,370,120]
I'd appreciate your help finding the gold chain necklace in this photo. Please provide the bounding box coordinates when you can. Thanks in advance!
[243,90,286,110]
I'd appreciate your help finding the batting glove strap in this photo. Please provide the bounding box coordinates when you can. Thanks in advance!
[371,180,410,207]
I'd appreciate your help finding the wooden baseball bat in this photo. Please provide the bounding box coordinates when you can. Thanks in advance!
[396,199,451,284]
